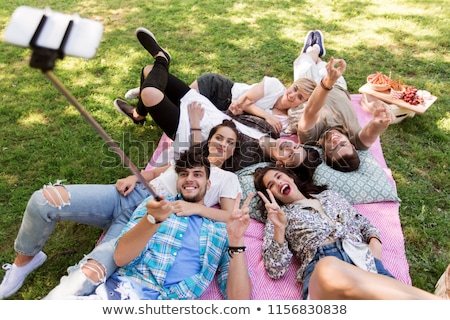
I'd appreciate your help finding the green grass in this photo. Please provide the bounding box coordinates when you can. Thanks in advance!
[0,0,448,299]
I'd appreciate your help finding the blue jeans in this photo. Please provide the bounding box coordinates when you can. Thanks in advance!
[12,182,150,299]
[301,240,395,299]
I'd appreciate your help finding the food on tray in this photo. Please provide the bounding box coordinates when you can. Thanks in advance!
[367,72,391,92]
[367,73,426,106]
[403,86,424,105]
[390,78,403,91]
[390,79,424,105]
[367,72,391,85]
[389,78,404,99]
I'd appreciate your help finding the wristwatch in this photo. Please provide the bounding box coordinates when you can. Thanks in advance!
[146,214,162,225]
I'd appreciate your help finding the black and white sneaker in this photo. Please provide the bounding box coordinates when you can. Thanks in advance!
[114,99,145,125]
[135,27,171,63]
[302,30,315,54]
[313,30,326,57]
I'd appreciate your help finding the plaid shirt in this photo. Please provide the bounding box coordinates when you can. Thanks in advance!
[115,195,230,299]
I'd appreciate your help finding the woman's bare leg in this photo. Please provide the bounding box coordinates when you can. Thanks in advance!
[308,256,441,300]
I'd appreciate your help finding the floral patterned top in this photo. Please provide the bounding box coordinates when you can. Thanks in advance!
[262,190,380,284]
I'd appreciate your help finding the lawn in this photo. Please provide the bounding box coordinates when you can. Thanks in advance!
[0,0,448,299]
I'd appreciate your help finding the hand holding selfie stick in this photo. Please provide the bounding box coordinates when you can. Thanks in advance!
[5,7,161,200]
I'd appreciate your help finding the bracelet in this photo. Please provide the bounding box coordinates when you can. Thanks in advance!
[368,236,382,244]
[190,127,201,131]
[320,79,333,91]
[228,246,246,258]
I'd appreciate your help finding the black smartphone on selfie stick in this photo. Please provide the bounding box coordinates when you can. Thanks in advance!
[3,6,161,200]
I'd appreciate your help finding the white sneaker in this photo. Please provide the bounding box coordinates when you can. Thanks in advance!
[0,251,47,299]
[124,87,140,99]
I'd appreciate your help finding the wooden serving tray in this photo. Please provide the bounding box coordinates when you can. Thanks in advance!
[358,83,437,114]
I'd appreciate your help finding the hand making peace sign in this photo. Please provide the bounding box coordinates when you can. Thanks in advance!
[257,189,288,229]
[226,192,253,245]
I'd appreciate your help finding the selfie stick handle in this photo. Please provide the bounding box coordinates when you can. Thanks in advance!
[26,13,161,200]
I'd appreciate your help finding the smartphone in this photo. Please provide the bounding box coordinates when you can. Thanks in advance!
[3,6,103,59]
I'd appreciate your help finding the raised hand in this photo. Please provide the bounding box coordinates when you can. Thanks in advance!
[188,101,204,128]
[325,56,347,84]
[226,192,253,245]
[372,99,393,129]
[257,189,287,228]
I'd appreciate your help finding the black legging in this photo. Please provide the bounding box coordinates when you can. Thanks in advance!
[135,57,190,140]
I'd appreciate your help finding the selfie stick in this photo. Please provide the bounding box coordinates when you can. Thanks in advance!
[27,14,161,200]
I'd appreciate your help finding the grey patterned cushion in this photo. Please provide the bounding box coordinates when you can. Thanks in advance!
[313,150,400,205]
[236,151,400,223]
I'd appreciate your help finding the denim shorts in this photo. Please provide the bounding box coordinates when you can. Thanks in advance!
[301,240,395,299]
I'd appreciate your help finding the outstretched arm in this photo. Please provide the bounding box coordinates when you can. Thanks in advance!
[114,195,172,267]
[358,99,392,148]
[298,57,347,132]
[225,193,253,300]
[228,80,265,115]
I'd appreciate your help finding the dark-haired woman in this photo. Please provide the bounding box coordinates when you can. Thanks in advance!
[253,165,441,299]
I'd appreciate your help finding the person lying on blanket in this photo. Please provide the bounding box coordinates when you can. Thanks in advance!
[127,72,316,136]
[253,165,442,300]
[0,121,242,300]
[57,150,253,300]
[124,30,337,137]
[290,30,393,172]
[122,31,327,136]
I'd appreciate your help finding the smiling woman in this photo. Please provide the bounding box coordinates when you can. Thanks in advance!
[253,165,441,300]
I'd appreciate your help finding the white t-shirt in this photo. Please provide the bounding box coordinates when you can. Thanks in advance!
[232,76,289,132]
[172,89,266,158]
[231,76,286,112]
[150,163,242,207]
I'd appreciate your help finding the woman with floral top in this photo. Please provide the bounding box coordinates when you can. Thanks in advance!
[253,165,441,300]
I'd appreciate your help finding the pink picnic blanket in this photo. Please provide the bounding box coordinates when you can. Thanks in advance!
[144,94,411,300]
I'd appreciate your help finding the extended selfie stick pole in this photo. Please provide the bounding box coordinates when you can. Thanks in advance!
[43,71,161,200]
[27,14,161,200]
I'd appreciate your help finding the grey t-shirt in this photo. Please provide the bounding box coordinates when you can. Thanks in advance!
[297,87,368,150]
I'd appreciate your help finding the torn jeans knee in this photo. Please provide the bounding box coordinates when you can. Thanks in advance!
[43,258,108,299]
[41,180,71,209]
[81,259,107,284]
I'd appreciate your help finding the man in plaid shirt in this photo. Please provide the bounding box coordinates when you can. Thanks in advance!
[74,150,253,300]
